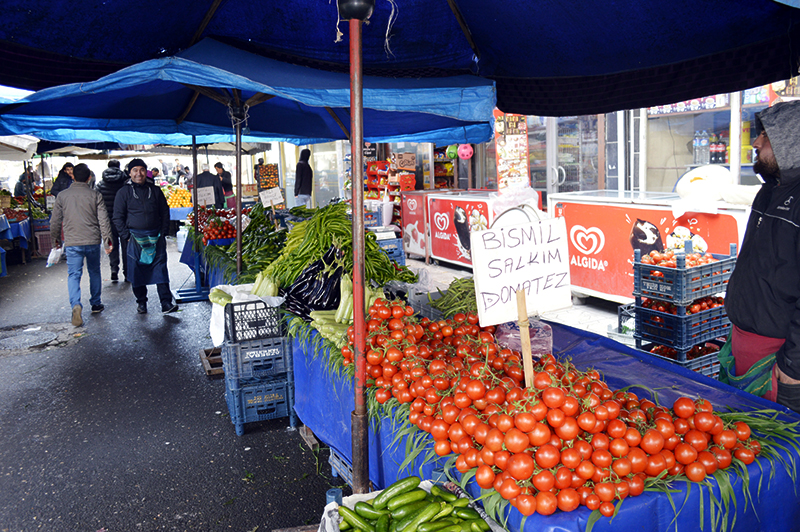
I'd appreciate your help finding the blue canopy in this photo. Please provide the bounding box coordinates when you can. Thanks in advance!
[0,39,495,146]
[0,1,797,116]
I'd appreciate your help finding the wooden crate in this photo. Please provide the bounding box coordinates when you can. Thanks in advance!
[199,347,223,377]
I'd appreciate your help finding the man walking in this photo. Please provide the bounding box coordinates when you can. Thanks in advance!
[96,160,129,282]
[725,100,800,414]
[113,159,178,314]
[49,163,113,327]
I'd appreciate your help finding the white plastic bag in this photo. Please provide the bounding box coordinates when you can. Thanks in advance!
[46,246,62,267]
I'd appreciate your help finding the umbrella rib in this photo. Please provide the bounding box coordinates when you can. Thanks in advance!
[0,141,27,153]
[245,93,276,108]
[325,107,351,141]
[445,0,480,61]
[180,83,231,106]
[176,90,201,125]
[189,0,225,46]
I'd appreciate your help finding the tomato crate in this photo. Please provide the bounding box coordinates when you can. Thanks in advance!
[221,337,291,381]
[632,243,737,305]
[407,290,444,321]
[378,238,405,266]
[328,447,354,489]
[224,300,282,342]
[633,302,730,353]
[639,341,722,379]
[31,216,50,231]
[224,375,295,436]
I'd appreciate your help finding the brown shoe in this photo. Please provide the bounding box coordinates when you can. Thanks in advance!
[71,305,83,327]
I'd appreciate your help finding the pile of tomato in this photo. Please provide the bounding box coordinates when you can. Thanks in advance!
[640,296,725,316]
[343,299,761,518]
[187,206,250,233]
[639,249,719,269]
[201,219,236,245]
[650,343,720,361]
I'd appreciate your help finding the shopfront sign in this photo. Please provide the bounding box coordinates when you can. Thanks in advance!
[493,109,530,191]
[471,216,571,326]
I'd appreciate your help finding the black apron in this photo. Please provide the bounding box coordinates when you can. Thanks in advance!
[127,228,170,287]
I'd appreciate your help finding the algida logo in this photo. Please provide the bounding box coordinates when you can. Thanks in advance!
[569,225,608,271]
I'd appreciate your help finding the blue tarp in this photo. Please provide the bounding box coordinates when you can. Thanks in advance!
[293,321,800,532]
[0,1,798,116]
[0,39,495,146]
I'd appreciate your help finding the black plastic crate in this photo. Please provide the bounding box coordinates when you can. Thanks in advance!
[632,244,737,305]
[224,300,282,343]
[639,341,722,379]
[407,290,444,321]
[221,337,291,381]
[224,375,291,436]
[634,303,730,352]
[618,302,635,335]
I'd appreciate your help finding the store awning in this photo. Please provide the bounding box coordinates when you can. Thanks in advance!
[0,38,495,146]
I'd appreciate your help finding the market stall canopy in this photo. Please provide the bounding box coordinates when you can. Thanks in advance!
[0,134,37,161]
[0,1,797,116]
[0,38,495,146]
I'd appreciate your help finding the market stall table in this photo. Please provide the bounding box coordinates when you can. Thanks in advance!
[169,207,193,221]
[0,218,31,266]
[178,236,235,290]
[292,322,800,532]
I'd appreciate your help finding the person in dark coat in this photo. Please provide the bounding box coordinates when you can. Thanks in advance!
[194,164,224,209]
[215,162,235,208]
[96,160,129,282]
[294,148,313,208]
[725,100,800,414]
[113,158,177,314]
[50,162,74,197]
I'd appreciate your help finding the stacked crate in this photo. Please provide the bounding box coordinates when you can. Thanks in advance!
[631,243,737,379]
[223,300,297,435]
[378,237,406,266]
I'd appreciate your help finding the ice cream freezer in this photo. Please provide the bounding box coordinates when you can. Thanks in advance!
[546,190,751,304]
[401,190,501,268]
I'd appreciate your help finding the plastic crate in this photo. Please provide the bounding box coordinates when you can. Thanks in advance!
[35,231,52,256]
[328,447,354,488]
[632,243,737,305]
[407,290,444,321]
[378,238,406,266]
[633,303,730,352]
[640,341,721,379]
[31,217,50,231]
[221,337,291,381]
[364,210,380,228]
[618,302,635,335]
[224,300,282,343]
[224,375,291,436]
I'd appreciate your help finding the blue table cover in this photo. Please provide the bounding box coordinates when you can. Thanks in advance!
[169,207,193,221]
[178,236,235,288]
[0,219,30,249]
[0,247,6,277]
[292,322,800,532]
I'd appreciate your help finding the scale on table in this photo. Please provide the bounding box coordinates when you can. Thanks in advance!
[367,226,398,241]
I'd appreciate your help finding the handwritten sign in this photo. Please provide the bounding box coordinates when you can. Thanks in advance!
[470,217,571,326]
[259,187,284,206]
[396,152,416,170]
[46,195,55,209]
[196,186,215,207]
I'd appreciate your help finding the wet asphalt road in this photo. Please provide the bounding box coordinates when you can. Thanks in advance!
[0,243,350,532]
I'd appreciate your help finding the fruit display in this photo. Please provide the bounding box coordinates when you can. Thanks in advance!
[639,296,724,316]
[201,219,236,245]
[639,248,719,273]
[650,342,720,361]
[164,186,192,208]
[285,295,798,523]
[3,207,28,221]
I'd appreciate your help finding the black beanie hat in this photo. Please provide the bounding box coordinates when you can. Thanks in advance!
[127,158,147,172]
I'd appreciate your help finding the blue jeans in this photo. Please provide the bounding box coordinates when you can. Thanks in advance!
[66,244,102,308]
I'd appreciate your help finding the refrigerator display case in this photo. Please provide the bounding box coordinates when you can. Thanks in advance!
[427,192,500,268]
[401,190,447,262]
[547,190,750,303]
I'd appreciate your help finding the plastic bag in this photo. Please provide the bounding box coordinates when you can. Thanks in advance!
[495,318,552,359]
[46,246,62,267]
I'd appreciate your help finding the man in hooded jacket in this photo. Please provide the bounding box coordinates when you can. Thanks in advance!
[96,160,129,282]
[113,159,178,314]
[294,148,313,208]
[725,100,800,414]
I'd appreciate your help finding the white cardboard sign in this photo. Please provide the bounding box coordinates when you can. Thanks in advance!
[470,216,572,326]
[196,186,215,207]
[259,187,284,206]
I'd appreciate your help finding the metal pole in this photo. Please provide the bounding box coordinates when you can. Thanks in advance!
[349,16,369,494]
[730,91,742,185]
[191,136,203,290]
[235,110,243,276]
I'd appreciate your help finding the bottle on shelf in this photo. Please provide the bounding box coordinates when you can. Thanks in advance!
[699,130,710,165]
[717,136,726,164]
[692,131,700,165]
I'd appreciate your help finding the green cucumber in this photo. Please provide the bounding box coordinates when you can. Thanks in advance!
[386,488,427,511]
[354,501,390,520]
[430,503,454,521]
[398,502,440,532]
[451,498,469,508]
[372,476,421,510]
[453,508,481,521]
[390,501,428,520]
[338,505,376,532]
[418,520,458,532]
[430,485,457,503]
[375,513,390,532]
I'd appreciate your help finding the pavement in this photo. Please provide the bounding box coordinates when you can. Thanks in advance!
[0,244,622,532]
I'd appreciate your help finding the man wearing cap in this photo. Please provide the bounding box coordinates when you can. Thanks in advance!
[50,163,114,327]
[113,158,178,314]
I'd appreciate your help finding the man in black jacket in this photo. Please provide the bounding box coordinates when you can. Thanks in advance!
[96,160,128,282]
[725,100,800,414]
[294,148,313,208]
[113,159,178,314]
[194,164,224,209]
